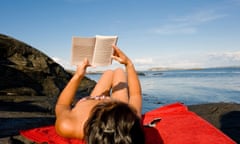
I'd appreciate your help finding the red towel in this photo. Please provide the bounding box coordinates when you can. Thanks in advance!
[20,103,236,144]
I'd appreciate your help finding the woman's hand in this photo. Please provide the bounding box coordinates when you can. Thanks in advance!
[75,58,90,78]
[112,45,142,117]
[111,45,132,66]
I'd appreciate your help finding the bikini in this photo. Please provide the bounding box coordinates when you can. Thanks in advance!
[78,95,111,102]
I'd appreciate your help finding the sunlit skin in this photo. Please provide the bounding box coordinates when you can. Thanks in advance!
[55,45,142,139]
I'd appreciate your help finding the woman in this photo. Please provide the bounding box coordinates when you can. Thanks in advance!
[55,45,145,144]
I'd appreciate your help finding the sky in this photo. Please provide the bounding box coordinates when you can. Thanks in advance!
[1,0,240,71]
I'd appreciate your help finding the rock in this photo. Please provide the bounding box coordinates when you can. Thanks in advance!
[0,34,72,97]
[152,72,163,76]
[137,72,145,76]
[189,103,240,143]
[0,34,96,104]
[0,33,96,141]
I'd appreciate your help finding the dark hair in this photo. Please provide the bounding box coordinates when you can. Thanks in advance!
[84,101,145,144]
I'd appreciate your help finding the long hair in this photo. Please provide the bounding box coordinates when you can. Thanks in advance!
[84,101,145,144]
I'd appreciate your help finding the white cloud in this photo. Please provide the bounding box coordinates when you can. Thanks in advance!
[173,10,226,24]
[133,58,153,65]
[163,60,203,69]
[52,56,75,70]
[52,57,61,63]
[153,25,196,35]
[51,51,240,72]
[152,10,226,35]
[131,56,204,70]
[207,51,240,67]
[150,57,204,69]
[133,51,240,70]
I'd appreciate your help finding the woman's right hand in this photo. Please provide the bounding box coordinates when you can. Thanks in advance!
[75,58,90,78]
[111,45,132,66]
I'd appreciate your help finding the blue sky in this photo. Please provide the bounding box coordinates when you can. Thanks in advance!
[1,0,240,70]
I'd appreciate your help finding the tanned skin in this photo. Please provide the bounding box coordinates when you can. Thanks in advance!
[55,45,142,139]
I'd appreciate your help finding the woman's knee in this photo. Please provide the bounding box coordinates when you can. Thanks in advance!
[113,68,127,84]
[103,69,114,76]
[114,67,125,74]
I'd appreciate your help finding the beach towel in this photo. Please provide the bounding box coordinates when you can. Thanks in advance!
[20,103,236,144]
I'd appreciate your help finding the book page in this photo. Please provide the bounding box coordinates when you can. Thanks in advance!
[92,35,118,66]
[71,37,96,65]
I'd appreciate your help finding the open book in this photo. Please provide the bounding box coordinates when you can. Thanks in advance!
[71,35,118,66]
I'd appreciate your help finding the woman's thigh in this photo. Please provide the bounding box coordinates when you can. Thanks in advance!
[111,68,129,103]
[90,70,113,96]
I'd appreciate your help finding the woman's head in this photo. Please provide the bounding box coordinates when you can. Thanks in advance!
[84,101,145,144]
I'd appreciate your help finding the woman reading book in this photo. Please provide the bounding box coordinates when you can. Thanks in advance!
[55,45,145,144]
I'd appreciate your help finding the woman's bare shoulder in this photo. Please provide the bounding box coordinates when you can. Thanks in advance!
[55,111,80,138]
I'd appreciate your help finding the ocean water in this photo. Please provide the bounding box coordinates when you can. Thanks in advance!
[86,67,240,113]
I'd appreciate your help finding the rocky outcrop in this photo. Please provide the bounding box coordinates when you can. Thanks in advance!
[0,33,96,142]
[1,34,69,96]
[0,34,96,112]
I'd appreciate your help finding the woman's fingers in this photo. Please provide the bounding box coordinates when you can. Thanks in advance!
[111,55,123,63]
[82,58,90,68]
[112,45,129,64]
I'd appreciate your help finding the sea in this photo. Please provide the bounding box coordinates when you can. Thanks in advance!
[86,67,240,113]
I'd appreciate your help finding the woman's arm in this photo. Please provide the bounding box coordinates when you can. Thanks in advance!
[112,46,142,117]
[55,58,90,116]
[55,59,89,137]
[125,61,142,117]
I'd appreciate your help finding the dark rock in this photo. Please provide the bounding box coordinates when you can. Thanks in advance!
[153,72,163,76]
[0,34,96,142]
[137,72,145,76]
[0,34,96,104]
[0,34,73,97]
[189,103,240,143]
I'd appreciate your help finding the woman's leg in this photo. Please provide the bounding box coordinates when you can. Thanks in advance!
[111,68,129,103]
[90,70,113,96]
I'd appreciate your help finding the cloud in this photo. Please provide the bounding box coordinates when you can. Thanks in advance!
[152,10,226,35]
[156,51,240,68]
[133,58,153,65]
[162,60,203,68]
[51,51,240,71]
[150,57,204,69]
[153,25,197,35]
[134,51,240,70]
[173,10,226,24]
[132,56,204,70]
[208,51,240,61]
[208,51,240,64]
[52,56,75,70]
